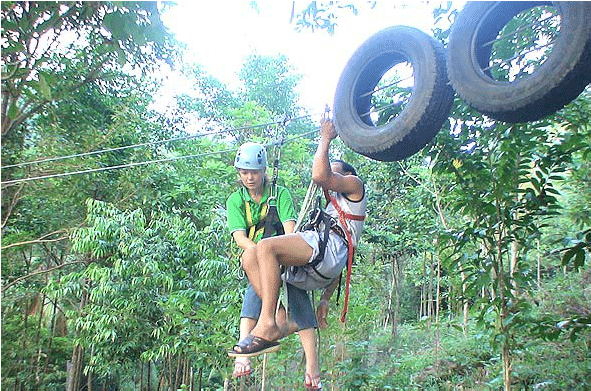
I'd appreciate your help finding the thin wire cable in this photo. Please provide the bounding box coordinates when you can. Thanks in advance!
[2,127,238,169]
[481,13,558,48]
[481,40,555,72]
[1,127,320,187]
[357,74,414,99]
[267,127,318,146]
[1,112,320,170]
[1,148,235,186]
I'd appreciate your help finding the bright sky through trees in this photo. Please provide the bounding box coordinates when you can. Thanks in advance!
[160,1,445,114]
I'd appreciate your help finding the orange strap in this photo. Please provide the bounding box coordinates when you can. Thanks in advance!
[323,189,365,322]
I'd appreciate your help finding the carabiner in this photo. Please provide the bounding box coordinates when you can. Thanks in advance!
[323,104,331,120]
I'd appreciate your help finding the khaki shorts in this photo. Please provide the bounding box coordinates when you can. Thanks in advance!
[281,230,348,291]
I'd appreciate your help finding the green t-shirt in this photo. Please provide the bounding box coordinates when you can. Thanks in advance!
[226,185,296,243]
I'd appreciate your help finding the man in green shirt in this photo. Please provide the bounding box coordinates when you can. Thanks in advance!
[226,142,321,389]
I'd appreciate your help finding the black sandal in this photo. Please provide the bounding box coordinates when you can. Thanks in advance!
[228,334,280,357]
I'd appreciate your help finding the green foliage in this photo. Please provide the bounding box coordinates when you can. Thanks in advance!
[1,1,177,137]
[561,229,591,272]
[48,199,243,379]
[1,297,73,390]
[291,2,363,34]
[166,63,239,132]
[428,79,591,390]
[239,54,301,117]
[2,2,591,389]
[306,314,590,390]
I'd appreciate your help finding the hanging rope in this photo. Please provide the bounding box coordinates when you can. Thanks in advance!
[294,181,320,231]
[267,114,290,204]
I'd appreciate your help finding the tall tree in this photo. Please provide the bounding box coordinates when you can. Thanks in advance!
[1,1,176,140]
[1,2,176,389]
[239,53,301,118]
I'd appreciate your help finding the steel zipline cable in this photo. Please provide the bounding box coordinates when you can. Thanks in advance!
[1,128,233,170]
[1,112,317,170]
[1,148,237,186]
[0,122,321,187]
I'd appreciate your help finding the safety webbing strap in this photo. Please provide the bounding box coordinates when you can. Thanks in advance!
[307,199,335,273]
[262,204,284,239]
[245,201,268,241]
[323,189,365,323]
[323,189,365,222]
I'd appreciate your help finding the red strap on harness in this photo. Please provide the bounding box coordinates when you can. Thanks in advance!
[324,189,365,322]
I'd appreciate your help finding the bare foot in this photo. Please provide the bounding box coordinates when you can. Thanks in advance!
[276,316,298,338]
[233,357,252,378]
[250,322,282,343]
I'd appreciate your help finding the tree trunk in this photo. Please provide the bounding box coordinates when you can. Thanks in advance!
[510,239,519,294]
[19,297,30,386]
[140,362,144,391]
[183,359,190,388]
[495,216,512,391]
[385,255,394,328]
[435,254,441,320]
[148,361,152,391]
[66,361,73,391]
[67,286,89,391]
[168,354,174,391]
[537,239,541,288]
[422,256,427,319]
[428,252,434,319]
[448,285,453,321]
[44,299,58,374]
[87,345,94,391]
[158,366,165,391]
[67,345,85,391]
[418,287,423,319]
[174,355,181,391]
[461,270,469,334]
[502,342,512,391]
[34,293,46,384]
[392,256,401,338]
[434,252,441,354]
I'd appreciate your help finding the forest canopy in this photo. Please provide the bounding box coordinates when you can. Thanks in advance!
[1,2,590,390]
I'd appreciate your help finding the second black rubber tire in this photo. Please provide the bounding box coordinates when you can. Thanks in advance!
[447,1,591,123]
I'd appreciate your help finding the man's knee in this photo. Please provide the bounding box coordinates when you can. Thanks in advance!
[241,246,257,270]
[256,237,278,258]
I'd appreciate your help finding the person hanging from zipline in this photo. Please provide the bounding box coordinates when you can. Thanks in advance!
[226,141,324,389]
[228,117,367,362]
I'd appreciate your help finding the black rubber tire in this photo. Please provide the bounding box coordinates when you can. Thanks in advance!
[333,26,454,162]
[447,1,591,123]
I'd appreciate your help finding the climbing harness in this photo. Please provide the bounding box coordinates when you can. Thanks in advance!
[239,115,291,242]
[231,117,290,281]
[289,106,366,321]
[244,195,285,241]
[322,188,365,322]
[245,201,268,241]
[289,181,365,322]
[301,195,346,278]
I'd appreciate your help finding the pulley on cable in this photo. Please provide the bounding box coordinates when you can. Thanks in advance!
[260,114,291,240]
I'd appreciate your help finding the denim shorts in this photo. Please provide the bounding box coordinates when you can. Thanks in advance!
[240,282,318,330]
